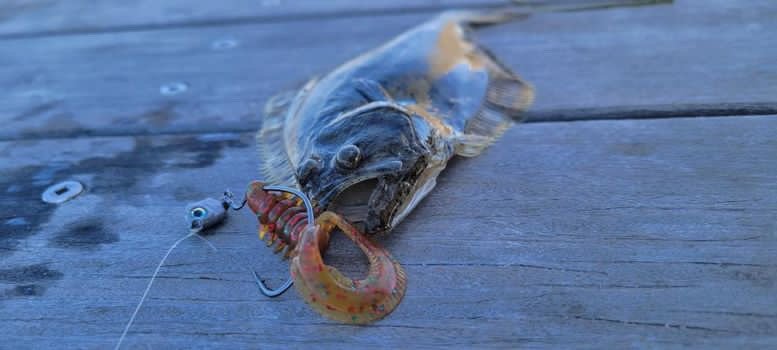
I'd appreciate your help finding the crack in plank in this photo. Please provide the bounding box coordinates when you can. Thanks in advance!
[404,262,609,275]
[572,315,740,334]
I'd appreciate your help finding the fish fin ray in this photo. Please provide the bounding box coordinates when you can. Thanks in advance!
[354,79,392,102]
[257,86,303,186]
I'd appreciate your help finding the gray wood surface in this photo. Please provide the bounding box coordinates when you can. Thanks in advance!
[2,0,777,348]
[2,116,776,348]
[0,0,510,38]
[2,0,775,141]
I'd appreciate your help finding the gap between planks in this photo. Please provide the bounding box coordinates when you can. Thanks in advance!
[0,2,507,41]
[2,104,776,142]
[0,0,668,41]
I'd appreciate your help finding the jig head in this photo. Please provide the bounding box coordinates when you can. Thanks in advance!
[185,197,228,233]
[184,187,301,298]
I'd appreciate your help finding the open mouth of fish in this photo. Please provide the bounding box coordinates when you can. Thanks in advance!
[326,162,445,234]
[328,178,379,227]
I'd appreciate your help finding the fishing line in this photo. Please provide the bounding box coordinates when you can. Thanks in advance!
[116,186,310,348]
[115,231,249,349]
[115,231,198,350]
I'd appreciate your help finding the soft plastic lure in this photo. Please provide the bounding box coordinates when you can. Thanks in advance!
[246,181,406,324]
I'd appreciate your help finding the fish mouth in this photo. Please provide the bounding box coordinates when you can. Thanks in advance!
[327,177,379,226]
[313,160,400,208]
[313,156,431,235]
[312,162,409,235]
[322,175,403,235]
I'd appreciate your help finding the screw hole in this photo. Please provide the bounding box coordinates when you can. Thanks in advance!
[42,180,84,204]
[160,82,188,96]
[211,39,238,50]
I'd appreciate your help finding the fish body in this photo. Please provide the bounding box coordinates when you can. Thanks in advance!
[258,11,534,234]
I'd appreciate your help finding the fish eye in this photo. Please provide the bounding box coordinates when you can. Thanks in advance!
[299,157,321,181]
[336,144,361,169]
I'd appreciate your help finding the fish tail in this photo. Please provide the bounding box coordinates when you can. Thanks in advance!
[435,10,535,157]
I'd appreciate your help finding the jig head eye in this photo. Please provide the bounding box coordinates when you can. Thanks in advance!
[191,207,207,218]
[336,144,361,170]
[185,198,227,232]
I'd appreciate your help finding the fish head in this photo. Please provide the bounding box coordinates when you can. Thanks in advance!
[295,102,437,234]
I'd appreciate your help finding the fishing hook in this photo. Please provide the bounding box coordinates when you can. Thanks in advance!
[224,184,315,298]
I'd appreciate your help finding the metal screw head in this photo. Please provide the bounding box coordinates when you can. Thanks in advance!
[160,82,188,95]
[42,180,84,204]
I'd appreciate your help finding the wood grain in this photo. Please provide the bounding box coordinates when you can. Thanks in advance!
[2,0,775,140]
[0,0,510,38]
[2,116,775,348]
[2,1,776,348]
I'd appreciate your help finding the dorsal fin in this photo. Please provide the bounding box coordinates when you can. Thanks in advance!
[257,86,306,186]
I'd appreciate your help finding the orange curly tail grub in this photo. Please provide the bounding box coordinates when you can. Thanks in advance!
[290,211,407,324]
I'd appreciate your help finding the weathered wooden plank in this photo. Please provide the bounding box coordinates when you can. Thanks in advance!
[1,116,775,348]
[2,1,775,140]
[0,0,509,38]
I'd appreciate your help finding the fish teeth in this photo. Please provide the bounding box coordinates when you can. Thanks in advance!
[273,242,286,254]
[283,246,295,260]
[266,233,277,247]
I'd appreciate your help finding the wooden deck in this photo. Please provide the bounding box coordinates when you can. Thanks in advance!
[2,1,776,348]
